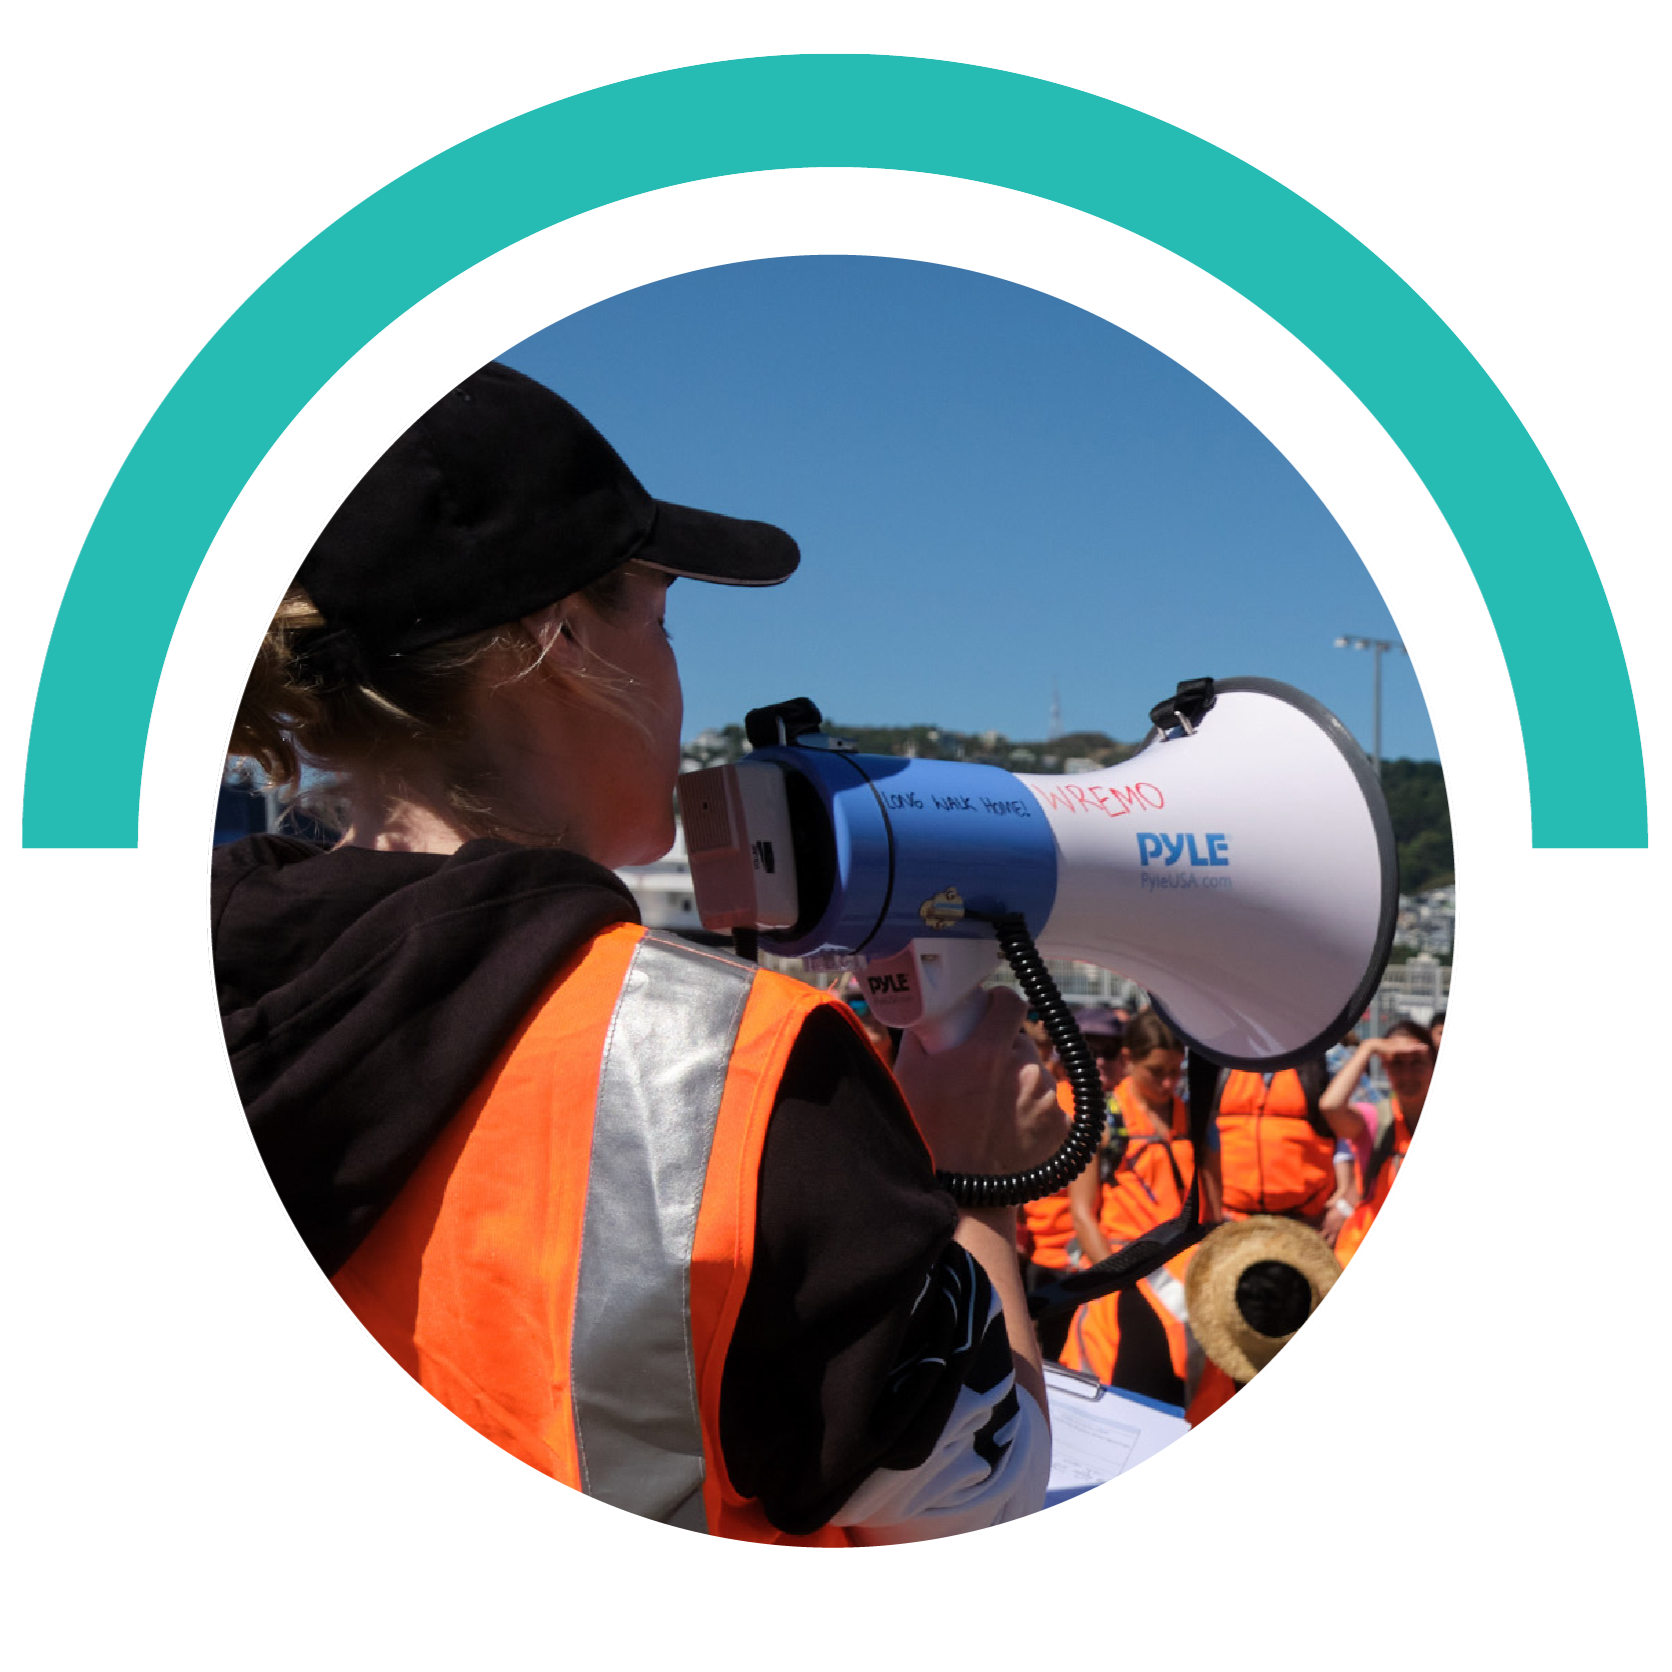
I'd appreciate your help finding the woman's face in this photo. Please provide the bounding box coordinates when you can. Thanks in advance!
[482,568,683,866]
[1128,1047,1183,1110]
[1383,1035,1434,1115]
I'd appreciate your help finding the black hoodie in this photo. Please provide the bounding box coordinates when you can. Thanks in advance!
[212,834,998,1533]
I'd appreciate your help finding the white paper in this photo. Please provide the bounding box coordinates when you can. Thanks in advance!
[1042,1361,1192,1507]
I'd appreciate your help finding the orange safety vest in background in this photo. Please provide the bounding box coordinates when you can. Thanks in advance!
[1216,1068,1335,1220]
[1099,1076,1196,1249]
[1187,1362,1240,1426]
[333,923,862,1545]
[1019,1080,1080,1270]
[1069,1078,1202,1407]
[1062,1259,1201,1410]
[1335,1104,1414,1266]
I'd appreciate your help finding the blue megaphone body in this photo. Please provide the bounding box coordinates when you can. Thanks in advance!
[677,680,1399,1067]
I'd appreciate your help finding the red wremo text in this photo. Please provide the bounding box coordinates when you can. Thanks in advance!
[1027,780,1166,818]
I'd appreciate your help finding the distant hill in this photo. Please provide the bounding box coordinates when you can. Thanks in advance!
[692,720,1139,773]
[1379,758,1453,894]
[821,721,1141,773]
[685,723,1452,896]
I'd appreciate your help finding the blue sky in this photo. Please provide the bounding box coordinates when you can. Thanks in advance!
[502,256,1436,762]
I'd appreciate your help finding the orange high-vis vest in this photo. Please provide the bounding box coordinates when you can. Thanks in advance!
[1062,1252,1201,1410]
[1335,1103,1414,1267]
[332,923,865,1544]
[1019,1081,1080,1270]
[1216,1068,1335,1220]
[1099,1077,1196,1249]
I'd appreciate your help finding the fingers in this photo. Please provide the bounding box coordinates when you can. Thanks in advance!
[891,988,1028,1073]
[973,984,1030,1044]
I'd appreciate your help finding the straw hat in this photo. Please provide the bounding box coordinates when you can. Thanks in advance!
[1184,1217,1341,1384]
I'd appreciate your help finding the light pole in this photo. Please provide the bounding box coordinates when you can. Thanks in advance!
[1333,634,1404,776]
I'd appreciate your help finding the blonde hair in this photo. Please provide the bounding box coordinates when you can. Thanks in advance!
[231,562,653,839]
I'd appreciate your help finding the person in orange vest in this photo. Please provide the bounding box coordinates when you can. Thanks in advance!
[1058,1006,1130,1273]
[1325,1019,1435,1265]
[1060,1010,1218,1408]
[1015,1007,1097,1360]
[212,362,1069,1543]
[1067,1009,1209,1266]
[1199,1053,1367,1246]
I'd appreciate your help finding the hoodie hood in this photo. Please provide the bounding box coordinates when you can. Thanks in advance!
[212,835,639,1275]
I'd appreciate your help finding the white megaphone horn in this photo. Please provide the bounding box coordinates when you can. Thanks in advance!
[676,677,1399,1070]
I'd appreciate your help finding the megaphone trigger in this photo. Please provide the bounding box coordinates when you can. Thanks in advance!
[855,938,1000,1047]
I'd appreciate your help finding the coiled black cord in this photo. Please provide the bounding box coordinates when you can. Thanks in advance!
[933,913,1123,1208]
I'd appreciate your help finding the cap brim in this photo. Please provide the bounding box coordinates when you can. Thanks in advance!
[638,499,800,587]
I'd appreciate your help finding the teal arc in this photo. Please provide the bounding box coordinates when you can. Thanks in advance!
[22,54,1644,847]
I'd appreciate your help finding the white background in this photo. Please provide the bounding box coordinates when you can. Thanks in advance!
[5,4,1666,1666]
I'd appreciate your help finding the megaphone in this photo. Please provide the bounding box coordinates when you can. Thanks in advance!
[677,676,1398,1071]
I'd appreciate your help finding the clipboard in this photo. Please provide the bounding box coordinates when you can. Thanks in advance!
[1041,1361,1191,1507]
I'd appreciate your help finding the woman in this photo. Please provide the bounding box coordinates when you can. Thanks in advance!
[1321,1019,1434,1265]
[1061,1010,1214,1409]
[1066,1010,1200,1266]
[213,361,1067,1542]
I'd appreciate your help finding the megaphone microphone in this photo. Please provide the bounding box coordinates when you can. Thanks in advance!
[677,678,1398,1208]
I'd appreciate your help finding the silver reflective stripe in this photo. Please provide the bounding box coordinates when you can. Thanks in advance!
[571,932,754,1525]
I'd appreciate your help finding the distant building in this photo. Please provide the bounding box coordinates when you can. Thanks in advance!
[214,758,339,846]
[215,759,278,845]
[215,782,275,845]
[1364,955,1449,1037]
[1394,883,1455,958]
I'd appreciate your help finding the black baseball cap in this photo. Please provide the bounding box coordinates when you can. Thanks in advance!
[296,361,800,663]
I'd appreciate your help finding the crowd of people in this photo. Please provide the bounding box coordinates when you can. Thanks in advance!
[829,975,1435,1423]
[836,978,1435,1421]
[867,990,1437,1421]
[215,358,1427,1546]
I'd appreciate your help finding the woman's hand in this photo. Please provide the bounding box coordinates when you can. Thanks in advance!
[894,989,1073,1437]
[1319,1195,1355,1246]
[893,987,1071,1180]
[1373,1034,1430,1066]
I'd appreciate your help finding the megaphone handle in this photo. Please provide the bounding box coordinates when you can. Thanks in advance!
[907,988,991,1055]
